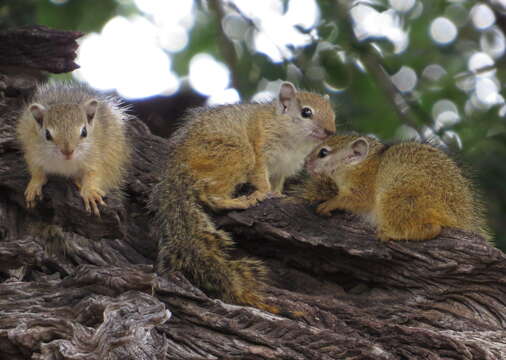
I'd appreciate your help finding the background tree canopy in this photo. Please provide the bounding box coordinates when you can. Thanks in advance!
[1,0,505,248]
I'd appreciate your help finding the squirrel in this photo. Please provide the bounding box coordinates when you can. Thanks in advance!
[150,82,335,312]
[16,82,130,216]
[304,134,489,241]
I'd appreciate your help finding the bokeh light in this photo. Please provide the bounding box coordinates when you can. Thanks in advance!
[285,0,319,29]
[422,64,447,82]
[432,99,460,130]
[468,52,495,73]
[222,14,249,41]
[470,4,495,31]
[351,4,408,54]
[74,0,196,99]
[475,77,501,105]
[232,0,319,63]
[189,53,231,96]
[389,0,416,13]
[207,88,241,106]
[75,16,179,99]
[430,17,457,45]
[481,27,506,59]
[134,0,194,29]
[391,66,417,93]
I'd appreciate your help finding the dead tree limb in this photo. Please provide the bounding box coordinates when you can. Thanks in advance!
[0,25,82,74]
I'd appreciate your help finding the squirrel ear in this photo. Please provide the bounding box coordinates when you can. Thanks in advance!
[347,137,369,164]
[277,82,297,114]
[84,99,98,125]
[29,103,46,127]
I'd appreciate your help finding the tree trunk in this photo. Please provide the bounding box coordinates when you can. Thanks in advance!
[1,26,505,360]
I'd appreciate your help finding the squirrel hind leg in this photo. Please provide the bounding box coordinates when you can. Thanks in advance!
[190,139,261,210]
[198,179,264,210]
[202,193,260,210]
[377,194,445,241]
[378,222,442,241]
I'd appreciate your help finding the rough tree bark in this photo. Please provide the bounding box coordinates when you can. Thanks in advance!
[1,26,506,360]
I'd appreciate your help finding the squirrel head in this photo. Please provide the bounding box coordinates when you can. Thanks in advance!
[305,135,382,178]
[29,99,98,161]
[275,82,336,141]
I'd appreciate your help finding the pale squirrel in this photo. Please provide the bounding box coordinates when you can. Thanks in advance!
[150,82,335,312]
[304,135,489,241]
[16,82,130,216]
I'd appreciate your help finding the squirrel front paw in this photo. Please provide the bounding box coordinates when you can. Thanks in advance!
[25,181,44,208]
[266,191,286,199]
[316,200,336,217]
[245,190,270,206]
[80,187,106,216]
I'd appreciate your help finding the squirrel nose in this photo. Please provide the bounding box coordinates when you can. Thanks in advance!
[61,149,74,158]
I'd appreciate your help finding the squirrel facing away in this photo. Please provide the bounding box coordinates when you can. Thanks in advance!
[304,135,489,241]
[150,82,335,312]
[16,82,130,216]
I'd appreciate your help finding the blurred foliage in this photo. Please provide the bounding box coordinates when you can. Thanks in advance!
[2,0,506,249]
[35,0,118,32]
[172,10,221,76]
[0,0,38,30]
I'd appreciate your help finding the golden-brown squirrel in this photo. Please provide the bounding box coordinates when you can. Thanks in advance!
[304,135,489,241]
[16,82,130,216]
[150,82,335,312]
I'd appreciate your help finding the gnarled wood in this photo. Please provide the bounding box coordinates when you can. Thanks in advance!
[1,27,506,360]
[0,26,82,74]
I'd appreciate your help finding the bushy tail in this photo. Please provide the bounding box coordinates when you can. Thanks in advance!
[148,168,276,312]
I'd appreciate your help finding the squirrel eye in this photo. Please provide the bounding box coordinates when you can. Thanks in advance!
[81,127,87,138]
[45,129,52,141]
[318,148,329,158]
[301,107,313,118]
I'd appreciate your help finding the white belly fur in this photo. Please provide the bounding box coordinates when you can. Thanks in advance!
[268,149,305,180]
[267,140,315,180]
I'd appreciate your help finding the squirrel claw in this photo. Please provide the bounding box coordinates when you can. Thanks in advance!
[26,199,39,209]
[266,191,286,199]
[246,190,269,206]
[316,202,334,217]
[80,187,106,217]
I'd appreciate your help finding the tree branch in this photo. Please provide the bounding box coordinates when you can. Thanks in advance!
[0,25,83,74]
